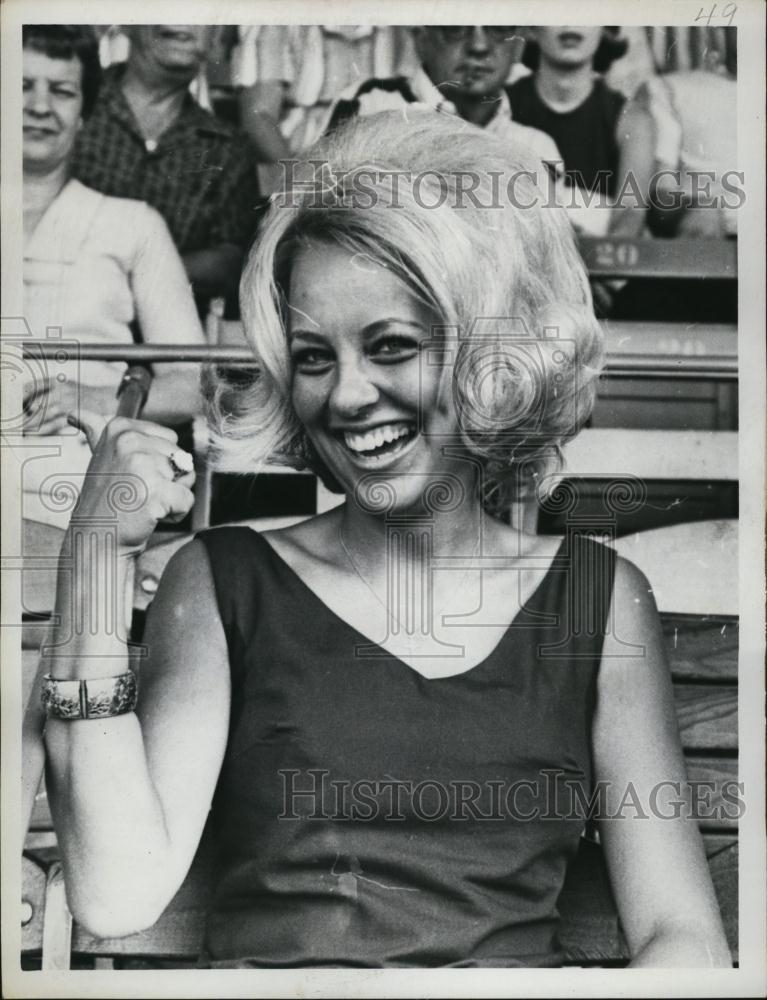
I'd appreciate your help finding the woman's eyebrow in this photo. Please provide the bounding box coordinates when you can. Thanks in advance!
[289,329,325,342]
[23,74,79,87]
[362,319,429,336]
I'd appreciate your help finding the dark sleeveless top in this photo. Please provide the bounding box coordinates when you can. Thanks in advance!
[507,77,626,197]
[196,527,616,968]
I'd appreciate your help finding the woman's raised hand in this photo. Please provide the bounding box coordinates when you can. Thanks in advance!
[69,412,196,551]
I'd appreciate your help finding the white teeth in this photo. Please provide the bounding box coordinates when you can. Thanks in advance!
[343,422,412,454]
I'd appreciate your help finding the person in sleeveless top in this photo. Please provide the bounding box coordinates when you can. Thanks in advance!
[26,111,730,969]
[509,27,655,238]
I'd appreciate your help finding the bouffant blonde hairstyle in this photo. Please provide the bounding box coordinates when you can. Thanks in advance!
[208,109,603,509]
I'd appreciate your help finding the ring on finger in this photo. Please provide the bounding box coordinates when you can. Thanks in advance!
[169,449,194,481]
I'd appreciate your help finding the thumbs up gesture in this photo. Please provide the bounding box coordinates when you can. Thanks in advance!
[68,412,196,552]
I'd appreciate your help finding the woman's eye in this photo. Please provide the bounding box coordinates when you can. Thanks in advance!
[370,336,419,362]
[292,348,333,374]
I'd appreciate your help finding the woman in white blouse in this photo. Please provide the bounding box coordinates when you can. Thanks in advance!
[21,25,206,528]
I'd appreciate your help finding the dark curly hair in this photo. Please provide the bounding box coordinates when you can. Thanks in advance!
[22,25,101,118]
[522,27,628,75]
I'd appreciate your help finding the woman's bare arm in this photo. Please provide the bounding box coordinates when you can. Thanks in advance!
[608,99,656,238]
[29,418,230,937]
[132,206,207,425]
[594,557,732,967]
[238,81,291,163]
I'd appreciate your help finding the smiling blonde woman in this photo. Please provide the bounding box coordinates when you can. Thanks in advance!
[27,110,731,969]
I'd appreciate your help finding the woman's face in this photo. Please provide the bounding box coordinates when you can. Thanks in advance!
[287,241,463,509]
[534,27,603,69]
[23,47,84,174]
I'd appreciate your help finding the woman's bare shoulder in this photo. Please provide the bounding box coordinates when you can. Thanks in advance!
[261,508,344,564]
[485,520,565,562]
[600,552,667,684]
[141,537,229,682]
[610,552,658,622]
[150,536,221,622]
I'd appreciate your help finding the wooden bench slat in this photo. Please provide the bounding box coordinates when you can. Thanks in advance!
[562,429,738,482]
[21,855,47,953]
[663,615,738,682]
[558,838,626,963]
[615,521,738,617]
[559,839,738,964]
[702,832,739,857]
[602,321,737,360]
[685,757,740,830]
[577,236,737,280]
[675,685,738,751]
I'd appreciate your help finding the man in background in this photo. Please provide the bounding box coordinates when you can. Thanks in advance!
[326,25,561,167]
[72,25,261,309]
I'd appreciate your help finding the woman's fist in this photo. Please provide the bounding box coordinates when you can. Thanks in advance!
[69,412,196,552]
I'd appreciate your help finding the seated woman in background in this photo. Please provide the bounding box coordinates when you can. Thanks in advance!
[26,111,731,968]
[645,25,738,241]
[509,26,655,238]
[21,25,205,528]
[610,29,738,323]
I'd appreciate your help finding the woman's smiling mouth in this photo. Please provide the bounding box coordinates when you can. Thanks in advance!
[24,125,58,137]
[339,421,418,464]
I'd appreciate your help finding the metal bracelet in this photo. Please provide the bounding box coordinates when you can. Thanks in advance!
[41,672,138,721]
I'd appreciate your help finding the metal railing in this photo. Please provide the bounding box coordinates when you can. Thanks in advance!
[20,341,739,381]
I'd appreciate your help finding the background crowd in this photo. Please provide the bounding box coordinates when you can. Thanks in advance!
[28,23,739,306]
[21,23,738,527]
[57,24,739,299]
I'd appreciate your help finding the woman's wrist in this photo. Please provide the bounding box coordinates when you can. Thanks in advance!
[51,523,139,669]
[80,383,119,416]
[64,520,146,558]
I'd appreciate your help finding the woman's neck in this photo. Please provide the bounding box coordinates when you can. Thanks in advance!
[339,496,487,574]
[534,61,595,112]
[23,164,70,239]
[120,64,188,141]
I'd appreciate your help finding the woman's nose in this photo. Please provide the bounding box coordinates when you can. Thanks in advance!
[26,82,52,116]
[329,359,380,417]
